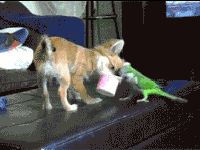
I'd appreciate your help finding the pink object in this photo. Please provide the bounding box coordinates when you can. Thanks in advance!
[96,73,120,97]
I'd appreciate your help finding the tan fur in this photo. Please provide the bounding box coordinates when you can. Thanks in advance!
[34,36,125,111]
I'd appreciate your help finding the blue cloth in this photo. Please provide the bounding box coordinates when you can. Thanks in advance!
[0,13,85,46]
[0,28,29,53]
[12,28,29,44]
[163,80,189,95]
[0,33,10,52]
[0,96,8,111]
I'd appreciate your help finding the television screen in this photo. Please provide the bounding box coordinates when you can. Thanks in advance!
[166,1,200,17]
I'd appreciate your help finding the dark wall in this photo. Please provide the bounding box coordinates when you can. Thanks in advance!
[122,1,200,80]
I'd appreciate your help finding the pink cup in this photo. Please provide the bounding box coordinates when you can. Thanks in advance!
[96,73,120,97]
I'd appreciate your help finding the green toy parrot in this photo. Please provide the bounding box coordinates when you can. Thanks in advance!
[119,62,188,103]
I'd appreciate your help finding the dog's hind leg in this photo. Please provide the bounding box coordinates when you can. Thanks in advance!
[58,73,78,111]
[42,78,53,110]
[71,76,102,105]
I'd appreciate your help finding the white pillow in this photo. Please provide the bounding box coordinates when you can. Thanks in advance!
[0,46,33,70]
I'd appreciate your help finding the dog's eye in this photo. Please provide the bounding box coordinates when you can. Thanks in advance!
[52,47,56,52]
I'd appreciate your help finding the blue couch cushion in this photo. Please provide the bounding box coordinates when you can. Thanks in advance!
[0,2,85,46]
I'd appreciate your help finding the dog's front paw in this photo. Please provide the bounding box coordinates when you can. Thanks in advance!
[67,104,78,111]
[43,103,53,110]
[119,97,130,101]
[85,98,102,105]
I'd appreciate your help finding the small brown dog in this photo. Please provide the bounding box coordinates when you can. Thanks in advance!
[34,35,125,111]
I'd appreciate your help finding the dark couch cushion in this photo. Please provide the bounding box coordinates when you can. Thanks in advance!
[0,69,37,95]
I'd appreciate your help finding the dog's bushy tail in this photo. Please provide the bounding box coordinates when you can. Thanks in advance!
[35,35,53,61]
[40,35,53,58]
[34,35,53,66]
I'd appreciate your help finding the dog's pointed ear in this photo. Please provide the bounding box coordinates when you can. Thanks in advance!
[110,39,124,55]
[96,39,124,55]
[95,39,125,55]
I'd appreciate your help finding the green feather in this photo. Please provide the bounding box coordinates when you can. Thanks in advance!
[121,63,187,103]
